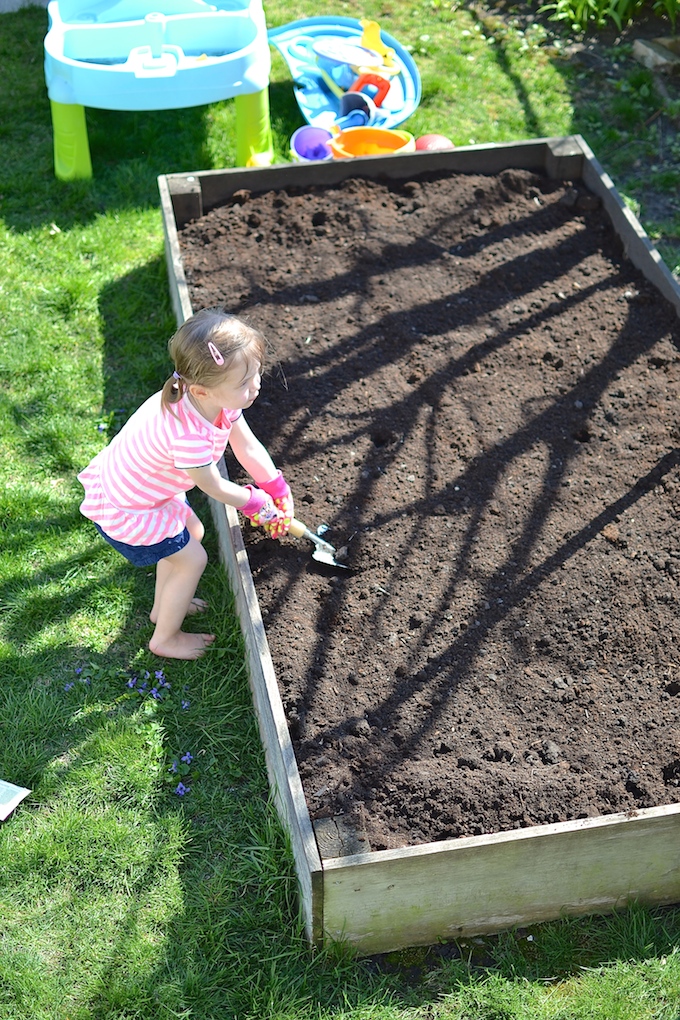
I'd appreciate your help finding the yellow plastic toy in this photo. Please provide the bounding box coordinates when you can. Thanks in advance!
[359,19,400,77]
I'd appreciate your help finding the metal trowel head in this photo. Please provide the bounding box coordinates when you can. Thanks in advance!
[289,517,351,569]
[311,533,349,569]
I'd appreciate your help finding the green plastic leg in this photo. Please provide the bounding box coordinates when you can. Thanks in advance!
[51,101,92,181]
[234,89,273,168]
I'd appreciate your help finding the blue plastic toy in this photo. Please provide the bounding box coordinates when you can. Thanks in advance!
[44,0,274,179]
[268,16,421,133]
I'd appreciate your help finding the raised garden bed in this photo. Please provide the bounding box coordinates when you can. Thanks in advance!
[159,137,680,955]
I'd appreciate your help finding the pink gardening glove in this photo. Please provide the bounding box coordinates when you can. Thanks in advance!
[239,485,285,534]
[258,471,294,540]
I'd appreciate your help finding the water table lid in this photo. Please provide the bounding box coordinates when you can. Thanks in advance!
[52,0,250,24]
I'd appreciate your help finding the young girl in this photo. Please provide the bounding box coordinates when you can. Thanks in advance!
[78,308,293,660]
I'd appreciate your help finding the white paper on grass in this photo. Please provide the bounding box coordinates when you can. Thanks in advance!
[0,779,31,821]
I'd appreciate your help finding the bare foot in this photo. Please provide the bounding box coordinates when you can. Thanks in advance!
[150,598,208,625]
[186,597,208,616]
[149,632,216,660]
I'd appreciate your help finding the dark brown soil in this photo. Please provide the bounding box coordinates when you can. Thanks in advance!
[179,166,680,852]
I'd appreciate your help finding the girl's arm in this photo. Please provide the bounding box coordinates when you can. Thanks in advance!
[185,461,285,533]
[185,417,291,537]
[226,414,279,484]
[184,463,253,508]
[183,417,279,507]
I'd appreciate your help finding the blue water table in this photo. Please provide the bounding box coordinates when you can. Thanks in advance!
[44,0,273,180]
[268,16,421,134]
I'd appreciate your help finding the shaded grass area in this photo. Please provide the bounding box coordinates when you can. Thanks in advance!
[1,0,679,1016]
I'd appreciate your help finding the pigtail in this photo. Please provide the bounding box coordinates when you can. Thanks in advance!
[161,371,184,418]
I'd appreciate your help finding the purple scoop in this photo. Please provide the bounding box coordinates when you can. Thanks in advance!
[305,142,332,159]
[291,125,333,161]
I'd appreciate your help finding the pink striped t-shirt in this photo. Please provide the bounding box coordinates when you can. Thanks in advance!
[78,392,241,546]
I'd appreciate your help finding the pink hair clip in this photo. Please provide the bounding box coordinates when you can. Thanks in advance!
[208,341,225,366]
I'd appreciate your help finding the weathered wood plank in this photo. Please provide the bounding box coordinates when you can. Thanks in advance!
[157,174,193,325]
[576,135,680,317]
[544,135,584,179]
[209,474,323,943]
[166,174,203,229]
[313,816,371,858]
[322,804,680,955]
[164,137,572,215]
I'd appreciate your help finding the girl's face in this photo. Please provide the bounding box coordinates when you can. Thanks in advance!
[203,352,262,410]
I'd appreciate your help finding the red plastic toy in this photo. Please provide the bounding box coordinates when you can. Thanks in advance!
[416,133,455,150]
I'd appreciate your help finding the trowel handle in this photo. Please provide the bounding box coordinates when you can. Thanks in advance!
[289,517,314,540]
[288,517,345,566]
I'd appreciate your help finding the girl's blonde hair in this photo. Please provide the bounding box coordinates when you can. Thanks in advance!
[161,308,266,415]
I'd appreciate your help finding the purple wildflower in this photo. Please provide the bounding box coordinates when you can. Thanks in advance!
[126,677,137,688]
[151,688,160,700]
[64,681,75,691]
[154,670,165,681]
[169,761,178,773]
[180,752,193,764]
[75,666,82,675]
[181,699,190,711]
[175,782,190,797]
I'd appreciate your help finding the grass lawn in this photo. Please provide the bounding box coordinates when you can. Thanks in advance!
[1,1,679,1017]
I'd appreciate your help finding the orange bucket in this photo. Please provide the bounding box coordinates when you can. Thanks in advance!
[330,126,416,159]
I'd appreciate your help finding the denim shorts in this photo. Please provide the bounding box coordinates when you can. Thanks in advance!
[93,523,191,566]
